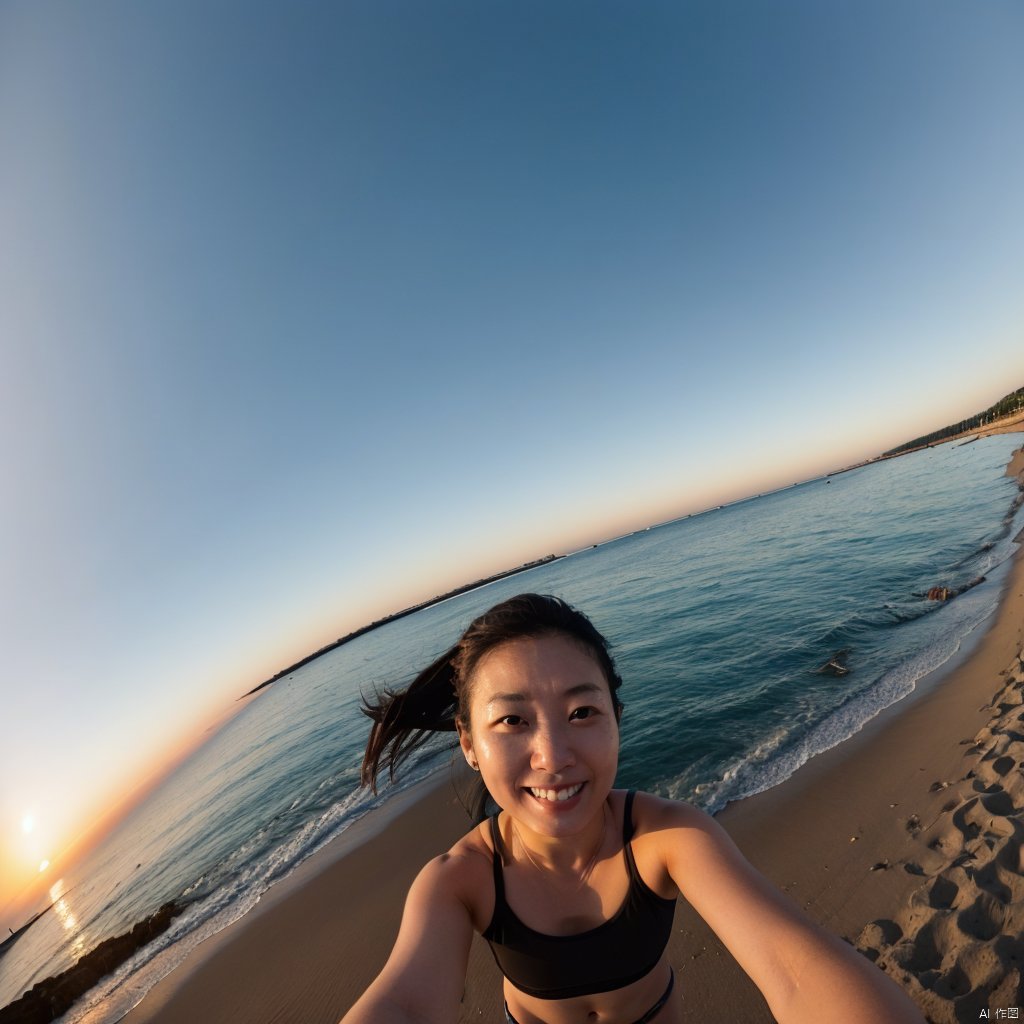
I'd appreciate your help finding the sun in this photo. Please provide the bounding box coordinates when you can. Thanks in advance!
[16,809,53,875]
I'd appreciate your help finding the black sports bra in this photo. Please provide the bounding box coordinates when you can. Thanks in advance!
[482,790,677,1000]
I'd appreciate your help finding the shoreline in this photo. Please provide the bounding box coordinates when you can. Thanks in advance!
[114,440,1024,1023]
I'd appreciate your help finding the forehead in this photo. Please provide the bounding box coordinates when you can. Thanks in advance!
[469,633,609,702]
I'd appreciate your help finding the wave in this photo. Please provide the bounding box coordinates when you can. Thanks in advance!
[58,761,437,1024]
[681,577,1005,816]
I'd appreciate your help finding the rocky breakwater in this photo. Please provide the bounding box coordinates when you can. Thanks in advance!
[0,902,182,1024]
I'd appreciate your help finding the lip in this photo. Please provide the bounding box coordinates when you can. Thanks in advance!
[523,781,587,809]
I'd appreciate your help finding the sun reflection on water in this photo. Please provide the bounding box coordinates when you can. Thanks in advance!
[49,880,89,960]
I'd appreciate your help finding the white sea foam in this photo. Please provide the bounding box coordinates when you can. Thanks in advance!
[58,780,398,1024]
[686,576,1005,815]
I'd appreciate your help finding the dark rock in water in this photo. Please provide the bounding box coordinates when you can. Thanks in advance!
[926,576,986,602]
[817,650,849,676]
[0,901,182,1024]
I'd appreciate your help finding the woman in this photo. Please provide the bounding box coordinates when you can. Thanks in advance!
[342,594,923,1024]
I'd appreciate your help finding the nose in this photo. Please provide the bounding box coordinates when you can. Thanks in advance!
[530,720,575,775]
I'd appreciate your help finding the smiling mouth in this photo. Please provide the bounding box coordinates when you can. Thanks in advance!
[525,782,585,803]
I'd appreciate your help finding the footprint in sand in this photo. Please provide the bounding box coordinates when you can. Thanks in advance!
[855,661,1024,1023]
[925,875,959,910]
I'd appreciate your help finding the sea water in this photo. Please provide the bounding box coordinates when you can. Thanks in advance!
[1,434,1022,1021]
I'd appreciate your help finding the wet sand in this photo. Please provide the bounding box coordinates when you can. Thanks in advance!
[124,445,1024,1024]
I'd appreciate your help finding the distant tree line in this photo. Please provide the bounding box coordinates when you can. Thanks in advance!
[885,385,1024,456]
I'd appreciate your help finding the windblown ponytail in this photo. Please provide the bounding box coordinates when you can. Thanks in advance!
[360,646,461,792]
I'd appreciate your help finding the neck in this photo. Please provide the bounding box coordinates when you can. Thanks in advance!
[511,796,610,875]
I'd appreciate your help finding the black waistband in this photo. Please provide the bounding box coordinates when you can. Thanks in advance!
[503,967,675,1024]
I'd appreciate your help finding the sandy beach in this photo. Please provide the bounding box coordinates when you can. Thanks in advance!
[121,443,1024,1024]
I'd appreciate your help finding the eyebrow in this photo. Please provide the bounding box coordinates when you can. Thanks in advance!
[485,682,606,706]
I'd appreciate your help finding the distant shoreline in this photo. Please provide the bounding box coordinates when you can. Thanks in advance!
[240,410,1024,702]
[826,408,1024,478]
[238,554,564,699]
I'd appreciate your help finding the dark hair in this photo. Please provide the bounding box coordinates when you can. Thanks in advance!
[360,594,623,814]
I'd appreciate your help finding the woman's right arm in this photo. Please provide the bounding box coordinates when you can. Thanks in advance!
[340,853,476,1024]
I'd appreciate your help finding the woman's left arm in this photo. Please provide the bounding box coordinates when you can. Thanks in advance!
[652,798,924,1024]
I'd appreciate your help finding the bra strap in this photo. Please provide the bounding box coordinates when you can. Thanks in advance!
[489,814,506,901]
[622,790,644,885]
[623,789,637,843]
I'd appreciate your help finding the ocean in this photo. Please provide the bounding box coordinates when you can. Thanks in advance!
[2,433,1022,1022]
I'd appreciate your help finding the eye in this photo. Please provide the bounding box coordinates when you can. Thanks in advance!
[497,714,525,727]
[569,706,596,721]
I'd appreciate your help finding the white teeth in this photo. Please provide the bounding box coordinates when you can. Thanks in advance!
[528,783,583,802]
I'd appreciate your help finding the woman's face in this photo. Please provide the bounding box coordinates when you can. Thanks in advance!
[458,633,620,839]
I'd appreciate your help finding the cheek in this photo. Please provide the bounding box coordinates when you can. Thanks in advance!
[473,737,527,792]
[589,722,620,763]
[473,733,508,767]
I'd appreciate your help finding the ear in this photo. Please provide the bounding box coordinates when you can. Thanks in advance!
[456,718,478,770]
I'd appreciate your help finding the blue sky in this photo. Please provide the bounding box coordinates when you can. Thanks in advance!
[1,0,1022,914]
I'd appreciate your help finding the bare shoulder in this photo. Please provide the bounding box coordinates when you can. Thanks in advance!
[626,793,790,940]
[426,819,496,932]
[628,790,713,832]
[447,815,500,865]
[344,824,489,1023]
[626,792,740,887]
